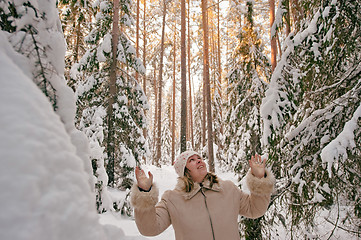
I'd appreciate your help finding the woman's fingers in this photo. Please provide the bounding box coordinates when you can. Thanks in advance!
[148,171,153,183]
[250,154,265,164]
[135,167,153,190]
[135,166,140,179]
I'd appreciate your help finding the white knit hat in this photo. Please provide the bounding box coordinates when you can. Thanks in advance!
[174,150,201,177]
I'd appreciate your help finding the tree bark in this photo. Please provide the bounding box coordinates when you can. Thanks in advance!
[172,24,176,165]
[201,0,215,172]
[187,0,194,150]
[155,0,167,166]
[217,0,223,146]
[202,85,206,148]
[285,0,291,36]
[135,0,139,81]
[152,63,158,164]
[180,0,187,152]
[269,0,277,72]
[142,0,147,140]
[290,0,303,30]
[74,18,81,62]
[143,0,147,95]
[107,0,120,186]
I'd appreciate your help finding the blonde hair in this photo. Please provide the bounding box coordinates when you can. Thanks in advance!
[180,169,219,192]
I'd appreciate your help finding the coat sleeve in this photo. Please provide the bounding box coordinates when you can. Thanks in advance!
[238,168,275,219]
[130,184,171,236]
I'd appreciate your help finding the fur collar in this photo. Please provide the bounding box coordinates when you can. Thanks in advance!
[175,176,222,200]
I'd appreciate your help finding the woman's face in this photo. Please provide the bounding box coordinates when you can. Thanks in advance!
[185,154,207,183]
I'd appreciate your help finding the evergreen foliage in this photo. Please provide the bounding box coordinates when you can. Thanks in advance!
[223,2,271,237]
[1,0,62,110]
[261,0,361,237]
[1,0,96,191]
[224,1,271,174]
[68,0,149,213]
[159,91,174,165]
[2,0,360,237]
[58,0,94,87]
[192,88,205,152]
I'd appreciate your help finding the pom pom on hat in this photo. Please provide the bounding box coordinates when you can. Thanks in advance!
[174,150,201,177]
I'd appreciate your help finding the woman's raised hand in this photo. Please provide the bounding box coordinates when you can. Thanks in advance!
[135,166,153,191]
[249,154,266,179]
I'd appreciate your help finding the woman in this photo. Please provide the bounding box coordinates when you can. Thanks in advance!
[130,150,275,240]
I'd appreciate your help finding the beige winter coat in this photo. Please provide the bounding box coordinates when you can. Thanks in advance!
[130,169,275,240]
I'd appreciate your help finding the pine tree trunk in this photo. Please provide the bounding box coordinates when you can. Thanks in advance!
[180,0,187,152]
[155,0,167,166]
[201,0,215,172]
[172,24,176,164]
[217,0,223,149]
[135,0,139,81]
[290,0,303,30]
[152,63,158,163]
[285,0,291,36]
[74,19,81,62]
[106,0,120,186]
[269,0,277,72]
[202,83,206,148]
[187,0,194,149]
[142,0,147,140]
[143,0,147,95]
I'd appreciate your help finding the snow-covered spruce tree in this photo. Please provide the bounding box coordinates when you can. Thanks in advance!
[0,0,95,188]
[192,87,205,153]
[71,0,149,214]
[211,62,225,167]
[1,0,60,111]
[261,0,361,238]
[159,91,173,166]
[223,2,271,238]
[58,0,94,87]
[223,1,270,173]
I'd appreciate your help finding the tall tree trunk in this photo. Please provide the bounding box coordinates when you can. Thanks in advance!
[285,0,291,36]
[153,62,158,161]
[142,0,147,141]
[211,25,216,88]
[107,0,120,186]
[269,0,277,72]
[152,63,158,163]
[217,0,223,144]
[201,11,207,149]
[277,32,282,57]
[180,0,187,152]
[135,0,139,81]
[172,24,176,165]
[74,18,81,63]
[187,0,194,150]
[201,0,215,172]
[224,11,230,105]
[290,0,303,30]
[202,84,206,148]
[156,0,167,166]
[143,0,147,95]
